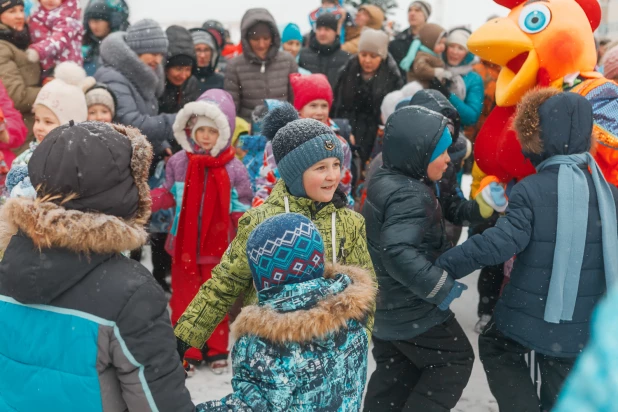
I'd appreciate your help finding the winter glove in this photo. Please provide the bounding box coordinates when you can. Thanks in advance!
[438,281,468,311]
[475,176,508,218]
[25,48,40,63]
[429,77,451,99]
[434,68,453,81]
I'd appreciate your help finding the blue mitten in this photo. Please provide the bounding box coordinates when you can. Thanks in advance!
[438,282,468,311]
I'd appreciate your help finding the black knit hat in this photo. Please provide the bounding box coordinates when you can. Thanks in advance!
[165,25,196,68]
[0,0,23,15]
[29,121,140,219]
[263,103,344,198]
[316,13,338,32]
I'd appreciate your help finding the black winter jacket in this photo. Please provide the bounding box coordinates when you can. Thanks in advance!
[332,54,403,160]
[159,77,201,115]
[298,34,350,89]
[437,91,618,357]
[363,106,484,340]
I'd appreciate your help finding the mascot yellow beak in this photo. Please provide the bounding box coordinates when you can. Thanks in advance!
[468,17,538,107]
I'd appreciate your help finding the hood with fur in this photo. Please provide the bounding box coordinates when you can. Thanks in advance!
[99,31,166,99]
[173,88,236,156]
[0,124,152,255]
[514,88,593,166]
[231,264,376,343]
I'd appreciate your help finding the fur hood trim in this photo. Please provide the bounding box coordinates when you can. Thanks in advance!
[514,87,561,155]
[173,101,231,156]
[99,32,166,99]
[231,264,377,343]
[0,124,152,254]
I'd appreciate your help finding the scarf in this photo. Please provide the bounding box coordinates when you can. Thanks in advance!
[0,26,30,50]
[173,147,235,273]
[399,38,437,73]
[537,153,618,323]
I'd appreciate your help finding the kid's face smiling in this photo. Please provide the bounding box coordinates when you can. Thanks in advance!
[194,126,219,152]
[302,157,341,202]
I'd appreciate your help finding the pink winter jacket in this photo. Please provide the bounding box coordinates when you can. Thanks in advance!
[0,80,27,167]
[29,0,83,71]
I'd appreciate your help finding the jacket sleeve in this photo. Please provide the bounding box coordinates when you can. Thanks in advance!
[174,212,260,348]
[0,81,27,151]
[0,50,41,113]
[380,188,455,305]
[107,78,174,156]
[224,61,241,116]
[231,159,254,205]
[196,338,297,412]
[412,55,438,82]
[436,182,533,278]
[439,168,486,227]
[29,14,81,65]
[449,72,484,126]
[113,279,195,412]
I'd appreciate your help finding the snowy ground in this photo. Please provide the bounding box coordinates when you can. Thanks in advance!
[143,175,499,410]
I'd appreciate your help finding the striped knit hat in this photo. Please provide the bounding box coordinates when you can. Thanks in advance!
[247,213,325,293]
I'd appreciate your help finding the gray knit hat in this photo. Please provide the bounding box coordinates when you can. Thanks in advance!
[359,28,389,59]
[410,1,432,20]
[263,103,344,198]
[126,19,168,55]
[191,30,216,50]
[86,86,115,117]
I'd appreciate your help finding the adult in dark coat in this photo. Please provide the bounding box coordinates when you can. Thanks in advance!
[190,28,224,93]
[437,90,618,411]
[224,8,298,121]
[389,1,431,78]
[0,122,193,411]
[159,25,201,115]
[363,105,485,411]
[298,13,350,89]
[332,28,403,166]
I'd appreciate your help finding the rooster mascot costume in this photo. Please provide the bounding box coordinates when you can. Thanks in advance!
[470,0,618,187]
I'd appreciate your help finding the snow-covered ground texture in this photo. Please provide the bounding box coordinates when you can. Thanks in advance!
[144,175,499,411]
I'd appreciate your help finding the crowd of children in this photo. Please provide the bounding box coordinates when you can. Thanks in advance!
[0,0,617,411]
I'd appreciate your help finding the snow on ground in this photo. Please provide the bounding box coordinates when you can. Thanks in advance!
[143,175,499,410]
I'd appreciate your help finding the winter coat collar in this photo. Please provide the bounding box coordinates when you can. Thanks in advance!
[232,263,376,343]
[266,180,348,214]
[0,124,152,255]
[0,23,31,50]
[99,31,165,100]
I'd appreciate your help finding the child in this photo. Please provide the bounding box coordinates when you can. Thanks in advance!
[174,104,376,380]
[85,83,115,123]
[12,61,90,167]
[436,90,618,411]
[253,73,353,207]
[0,121,194,411]
[196,213,376,411]
[150,89,252,374]
[399,22,450,87]
[362,104,505,411]
[27,0,83,76]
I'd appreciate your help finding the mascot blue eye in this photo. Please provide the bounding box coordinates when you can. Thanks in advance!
[518,4,551,34]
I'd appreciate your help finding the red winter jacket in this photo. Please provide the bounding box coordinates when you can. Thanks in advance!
[28,0,83,71]
[0,80,28,167]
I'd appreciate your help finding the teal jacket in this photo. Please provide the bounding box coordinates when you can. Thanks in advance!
[196,264,376,411]
[446,53,484,127]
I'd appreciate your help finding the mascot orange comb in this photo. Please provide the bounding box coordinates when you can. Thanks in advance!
[470,0,618,186]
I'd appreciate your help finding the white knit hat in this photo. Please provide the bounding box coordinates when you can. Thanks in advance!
[34,62,91,125]
[192,117,218,142]
[447,27,471,52]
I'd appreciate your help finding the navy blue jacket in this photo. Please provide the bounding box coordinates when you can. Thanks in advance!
[437,91,618,357]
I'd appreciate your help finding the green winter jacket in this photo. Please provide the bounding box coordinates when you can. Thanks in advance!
[175,180,376,348]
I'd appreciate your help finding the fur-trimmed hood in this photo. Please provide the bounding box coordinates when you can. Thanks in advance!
[0,124,152,255]
[99,31,166,100]
[173,89,236,156]
[231,264,376,343]
[514,88,593,166]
